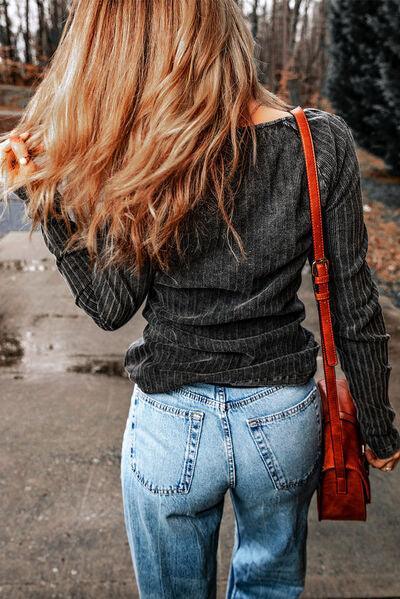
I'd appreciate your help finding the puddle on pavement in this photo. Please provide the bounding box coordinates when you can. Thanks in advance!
[32,313,80,325]
[0,313,24,366]
[67,359,126,377]
[19,342,126,378]
[0,323,125,378]
[0,309,126,377]
[0,332,24,366]
[0,258,53,272]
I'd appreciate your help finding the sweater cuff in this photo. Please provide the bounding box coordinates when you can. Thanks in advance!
[366,428,400,460]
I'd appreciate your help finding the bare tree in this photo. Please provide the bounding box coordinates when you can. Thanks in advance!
[35,0,52,66]
[0,0,15,61]
[0,0,328,106]
[24,0,32,64]
[250,0,259,40]
[242,0,328,106]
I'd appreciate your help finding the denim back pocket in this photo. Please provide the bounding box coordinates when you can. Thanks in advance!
[247,385,322,491]
[130,388,204,495]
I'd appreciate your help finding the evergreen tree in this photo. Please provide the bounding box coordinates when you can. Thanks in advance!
[369,0,400,173]
[326,0,400,175]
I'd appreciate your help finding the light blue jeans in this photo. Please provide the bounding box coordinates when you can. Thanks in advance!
[120,376,323,599]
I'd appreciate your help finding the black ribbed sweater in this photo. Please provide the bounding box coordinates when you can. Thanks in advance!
[31,107,399,459]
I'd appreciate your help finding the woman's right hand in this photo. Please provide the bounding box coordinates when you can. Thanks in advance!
[365,446,400,472]
[0,132,36,185]
[0,131,44,189]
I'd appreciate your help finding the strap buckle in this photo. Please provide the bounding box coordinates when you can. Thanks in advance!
[311,257,329,277]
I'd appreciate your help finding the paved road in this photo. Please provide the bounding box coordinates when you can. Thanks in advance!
[0,229,399,598]
[0,195,30,239]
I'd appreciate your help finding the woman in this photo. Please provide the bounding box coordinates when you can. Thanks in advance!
[1,1,399,597]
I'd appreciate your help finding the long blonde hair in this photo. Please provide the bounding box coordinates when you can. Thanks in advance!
[1,0,292,275]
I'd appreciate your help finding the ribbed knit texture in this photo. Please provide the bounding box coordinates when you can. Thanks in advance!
[30,107,399,459]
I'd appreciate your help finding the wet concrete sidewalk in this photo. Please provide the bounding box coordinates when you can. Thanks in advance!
[1,231,399,599]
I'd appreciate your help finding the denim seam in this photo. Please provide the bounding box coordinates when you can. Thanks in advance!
[136,388,204,419]
[180,414,204,492]
[223,385,288,410]
[247,424,284,490]
[129,400,204,495]
[219,412,236,488]
[248,424,322,490]
[247,387,317,426]
[174,384,286,409]
[247,389,322,490]
[174,389,220,408]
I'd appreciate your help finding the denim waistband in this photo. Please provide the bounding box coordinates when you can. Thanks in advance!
[165,377,315,407]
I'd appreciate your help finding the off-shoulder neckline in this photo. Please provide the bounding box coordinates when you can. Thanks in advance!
[236,113,295,132]
[236,107,317,132]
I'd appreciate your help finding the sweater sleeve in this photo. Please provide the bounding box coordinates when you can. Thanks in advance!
[14,187,153,331]
[318,114,400,459]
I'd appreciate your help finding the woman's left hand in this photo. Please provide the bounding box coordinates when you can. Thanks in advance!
[364,446,400,472]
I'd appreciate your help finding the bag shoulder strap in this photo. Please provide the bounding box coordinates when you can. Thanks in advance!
[290,106,338,367]
[290,105,348,493]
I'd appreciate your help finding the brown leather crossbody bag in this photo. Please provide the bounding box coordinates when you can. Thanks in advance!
[290,106,371,521]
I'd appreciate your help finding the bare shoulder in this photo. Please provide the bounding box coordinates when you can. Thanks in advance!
[251,105,292,124]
